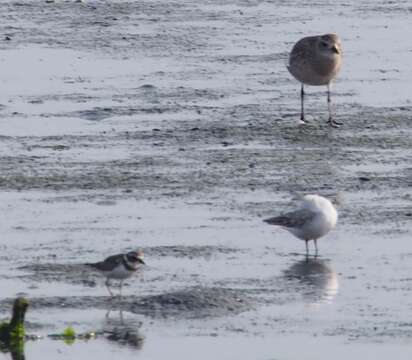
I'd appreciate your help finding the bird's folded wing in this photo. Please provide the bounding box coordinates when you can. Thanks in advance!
[88,254,123,271]
[289,40,310,65]
[263,208,316,228]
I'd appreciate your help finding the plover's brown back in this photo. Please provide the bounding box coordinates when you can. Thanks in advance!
[288,34,342,86]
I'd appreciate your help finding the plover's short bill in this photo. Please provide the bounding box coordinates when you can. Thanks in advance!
[287,33,342,127]
[263,195,338,256]
[87,250,145,297]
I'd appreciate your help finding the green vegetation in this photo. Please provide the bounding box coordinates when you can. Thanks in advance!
[0,298,28,359]
[0,298,28,346]
[62,326,76,339]
[62,326,76,345]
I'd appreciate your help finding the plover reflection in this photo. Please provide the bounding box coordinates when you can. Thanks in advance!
[104,315,145,349]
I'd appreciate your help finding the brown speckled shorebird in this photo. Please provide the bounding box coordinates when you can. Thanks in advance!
[287,33,342,127]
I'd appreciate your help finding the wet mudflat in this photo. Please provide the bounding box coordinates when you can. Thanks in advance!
[0,0,412,359]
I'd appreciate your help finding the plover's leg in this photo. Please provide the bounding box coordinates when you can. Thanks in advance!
[314,239,318,257]
[300,83,306,122]
[105,278,114,297]
[326,84,342,127]
[305,240,309,256]
[105,307,113,318]
[119,280,123,299]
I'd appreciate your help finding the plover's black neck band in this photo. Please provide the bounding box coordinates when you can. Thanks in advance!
[122,255,136,271]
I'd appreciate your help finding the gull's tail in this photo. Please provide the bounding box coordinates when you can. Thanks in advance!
[263,216,283,226]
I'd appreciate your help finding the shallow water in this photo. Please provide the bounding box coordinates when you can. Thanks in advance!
[1,0,412,359]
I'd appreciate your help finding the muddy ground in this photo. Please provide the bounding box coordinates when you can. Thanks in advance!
[0,0,411,359]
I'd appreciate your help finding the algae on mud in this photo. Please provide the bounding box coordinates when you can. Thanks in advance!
[0,298,28,360]
[0,298,28,346]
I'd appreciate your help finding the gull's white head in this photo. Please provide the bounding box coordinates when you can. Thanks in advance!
[302,194,338,228]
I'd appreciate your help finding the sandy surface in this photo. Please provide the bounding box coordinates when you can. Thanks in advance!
[0,0,412,359]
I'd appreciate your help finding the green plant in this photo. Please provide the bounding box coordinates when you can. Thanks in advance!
[0,298,28,345]
[62,326,76,345]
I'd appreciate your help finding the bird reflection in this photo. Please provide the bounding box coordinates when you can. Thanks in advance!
[283,257,339,305]
[104,307,145,350]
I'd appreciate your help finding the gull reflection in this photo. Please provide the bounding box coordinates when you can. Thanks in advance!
[283,257,339,305]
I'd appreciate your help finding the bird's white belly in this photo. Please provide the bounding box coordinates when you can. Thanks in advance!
[106,265,134,280]
[287,217,333,241]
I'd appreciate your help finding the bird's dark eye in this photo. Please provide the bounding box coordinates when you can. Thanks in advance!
[320,41,328,47]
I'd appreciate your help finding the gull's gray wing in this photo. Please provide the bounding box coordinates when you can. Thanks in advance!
[263,208,317,229]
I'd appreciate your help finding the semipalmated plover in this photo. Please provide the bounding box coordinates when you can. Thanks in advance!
[287,34,342,127]
[87,250,145,297]
[264,195,338,256]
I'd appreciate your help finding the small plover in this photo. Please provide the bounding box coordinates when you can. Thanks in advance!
[87,250,145,297]
[287,33,342,127]
[263,195,338,256]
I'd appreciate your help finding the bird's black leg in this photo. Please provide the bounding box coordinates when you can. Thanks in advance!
[105,278,114,297]
[300,83,306,122]
[119,280,123,299]
[305,240,309,256]
[326,84,342,127]
[119,309,124,324]
[105,308,112,318]
[314,239,318,257]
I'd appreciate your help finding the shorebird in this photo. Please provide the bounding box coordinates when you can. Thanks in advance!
[87,250,145,297]
[287,33,342,127]
[263,195,338,256]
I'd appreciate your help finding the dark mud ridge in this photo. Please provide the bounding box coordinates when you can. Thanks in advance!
[0,287,252,320]
[145,245,244,259]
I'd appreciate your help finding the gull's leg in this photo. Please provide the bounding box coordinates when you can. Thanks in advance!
[326,84,342,127]
[105,278,114,297]
[305,240,309,256]
[300,83,306,122]
[119,308,124,325]
[314,239,318,257]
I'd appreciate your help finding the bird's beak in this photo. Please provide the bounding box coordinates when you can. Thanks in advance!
[332,45,340,54]
[137,257,145,265]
